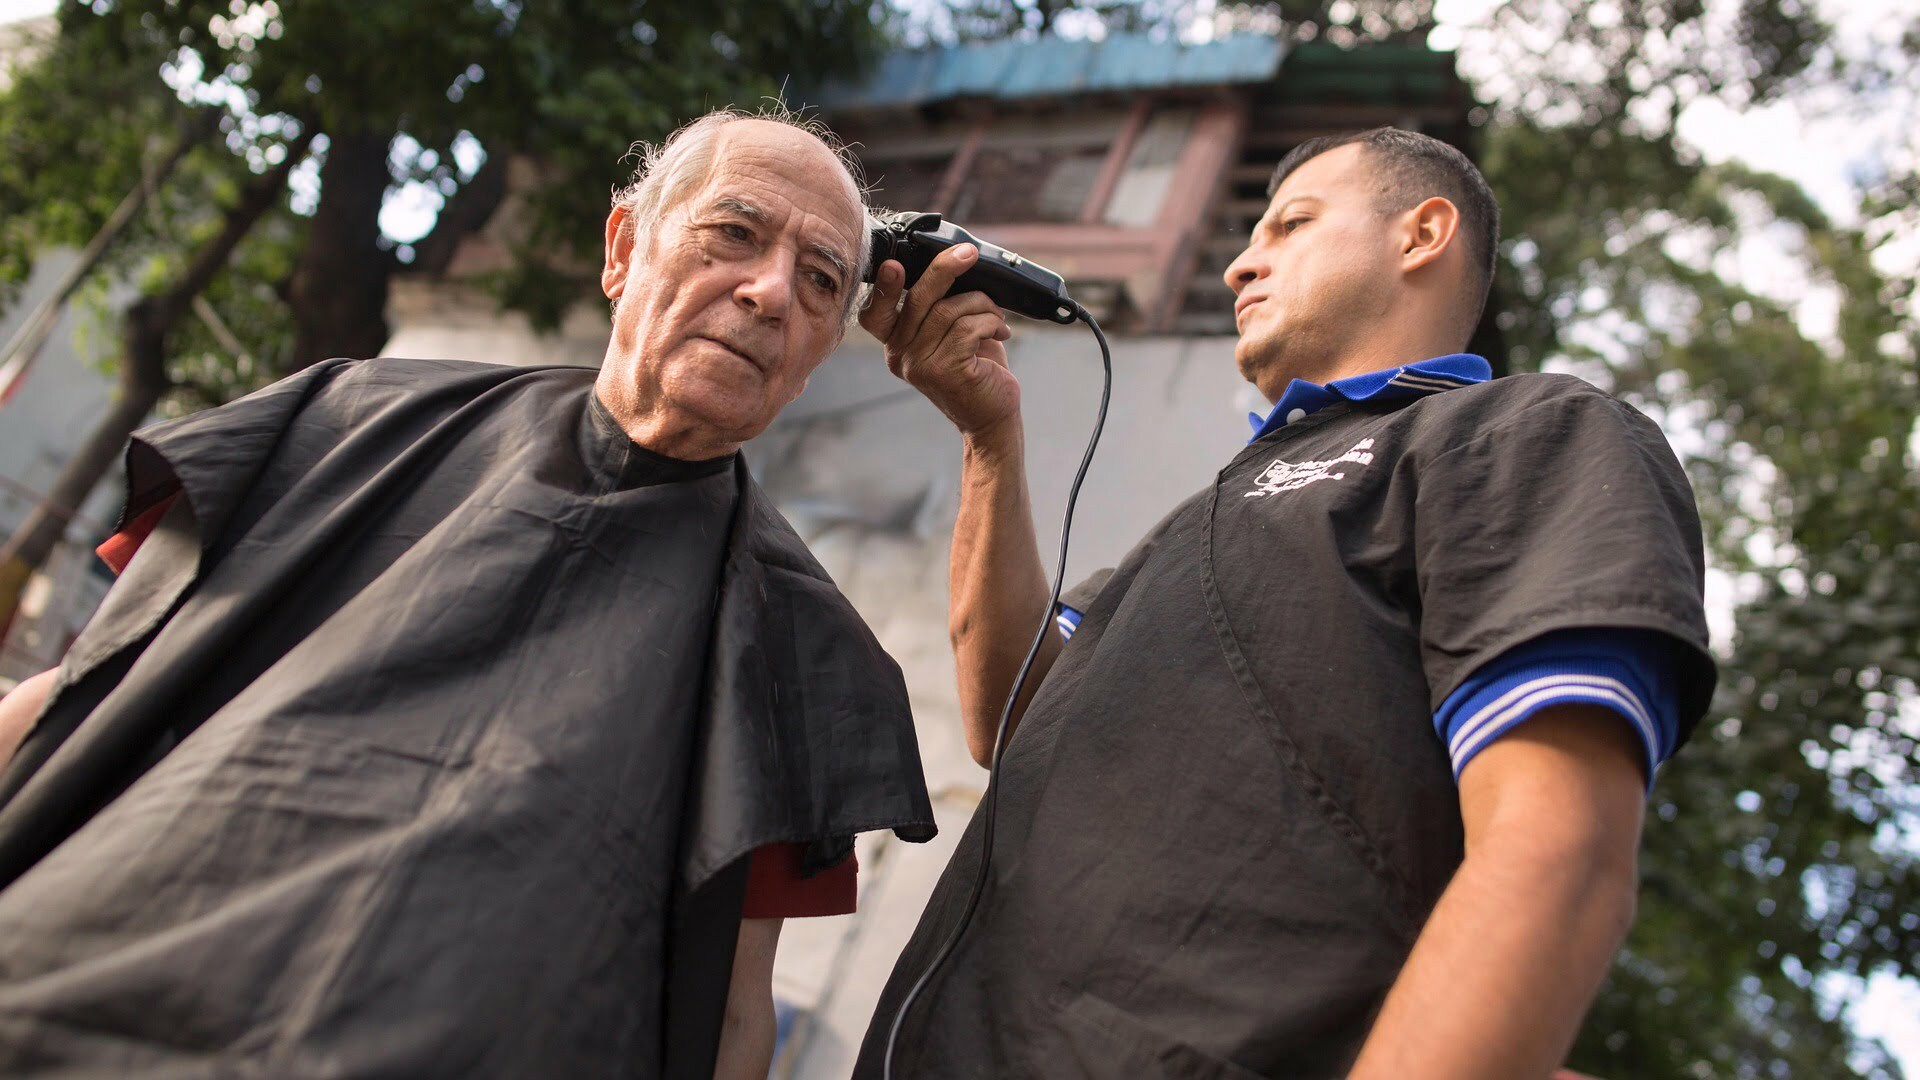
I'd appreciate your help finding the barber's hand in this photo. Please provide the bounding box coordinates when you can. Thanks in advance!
[861,244,1018,437]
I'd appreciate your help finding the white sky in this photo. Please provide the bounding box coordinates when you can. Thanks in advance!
[3,0,1916,1067]
[0,0,47,25]
[1433,0,1917,224]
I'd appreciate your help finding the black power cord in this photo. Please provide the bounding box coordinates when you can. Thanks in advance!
[882,303,1113,1080]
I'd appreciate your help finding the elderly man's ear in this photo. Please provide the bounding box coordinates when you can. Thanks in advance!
[603,206,636,301]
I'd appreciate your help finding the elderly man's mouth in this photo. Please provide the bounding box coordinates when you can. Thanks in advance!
[698,336,767,372]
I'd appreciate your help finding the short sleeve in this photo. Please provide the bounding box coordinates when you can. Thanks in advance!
[1059,568,1114,613]
[1435,627,1684,789]
[1054,568,1114,642]
[1412,388,1717,750]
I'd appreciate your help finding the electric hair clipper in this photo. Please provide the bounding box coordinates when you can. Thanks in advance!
[866,211,1078,324]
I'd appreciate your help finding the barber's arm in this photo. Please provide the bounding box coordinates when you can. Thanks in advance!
[0,668,58,771]
[1347,703,1645,1079]
[861,245,1059,767]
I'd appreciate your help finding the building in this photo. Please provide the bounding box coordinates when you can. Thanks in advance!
[386,30,1481,1076]
[811,34,1477,337]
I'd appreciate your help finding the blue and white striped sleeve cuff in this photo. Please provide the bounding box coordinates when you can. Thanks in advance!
[1433,628,1681,791]
[1055,604,1084,641]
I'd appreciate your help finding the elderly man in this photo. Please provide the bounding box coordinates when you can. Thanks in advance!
[0,109,932,1078]
[857,128,1715,1078]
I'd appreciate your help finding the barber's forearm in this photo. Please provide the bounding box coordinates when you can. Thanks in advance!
[1348,839,1637,1079]
[949,416,1059,767]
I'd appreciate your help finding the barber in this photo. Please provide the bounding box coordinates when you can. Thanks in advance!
[853,127,1717,1078]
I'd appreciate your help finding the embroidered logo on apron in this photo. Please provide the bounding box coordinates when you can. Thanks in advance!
[1244,438,1376,498]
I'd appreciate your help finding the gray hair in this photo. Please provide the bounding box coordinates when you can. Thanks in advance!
[612,105,876,327]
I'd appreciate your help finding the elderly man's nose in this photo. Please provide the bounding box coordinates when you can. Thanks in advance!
[735,259,794,321]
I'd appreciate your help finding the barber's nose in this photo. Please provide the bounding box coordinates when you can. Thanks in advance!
[1223,247,1263,295]
[735,256,793,322]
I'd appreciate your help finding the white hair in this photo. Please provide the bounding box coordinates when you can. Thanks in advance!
[612,105,876,326]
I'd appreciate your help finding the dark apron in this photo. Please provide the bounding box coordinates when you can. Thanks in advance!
[860,407,1460,1080]
[859,376,1717,1079]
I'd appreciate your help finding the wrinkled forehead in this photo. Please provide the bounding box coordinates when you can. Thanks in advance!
[699,121,864,256]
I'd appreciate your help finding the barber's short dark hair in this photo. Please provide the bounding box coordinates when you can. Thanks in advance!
[1268,127,1500,330]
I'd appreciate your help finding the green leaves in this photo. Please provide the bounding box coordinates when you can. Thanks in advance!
[0,0,888,381]
[1462,3,1919,1074]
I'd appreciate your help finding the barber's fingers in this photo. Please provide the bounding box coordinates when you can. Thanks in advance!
[906,289,1006,361]
[859,260,907,340]
[890,244,979,346]
[888,309,1005,378]
[881,289,1004,378]
[892,311,1010,383]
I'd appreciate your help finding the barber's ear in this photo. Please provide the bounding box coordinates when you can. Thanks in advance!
[603,206,635,300]
[1401,196,1461,274]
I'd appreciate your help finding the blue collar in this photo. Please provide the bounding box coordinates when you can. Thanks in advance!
[1247,353,1493,443]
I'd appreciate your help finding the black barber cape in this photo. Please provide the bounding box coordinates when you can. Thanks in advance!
[857,373,1716,1080]
[0,357,934,1077]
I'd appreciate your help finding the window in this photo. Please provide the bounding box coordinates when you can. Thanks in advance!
[1103,110,1193,228]
[951,144,1109,223]
[947,112,1125,224]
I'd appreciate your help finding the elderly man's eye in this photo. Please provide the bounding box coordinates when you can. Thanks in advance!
[719,223,754,243]
[808,270,840,294]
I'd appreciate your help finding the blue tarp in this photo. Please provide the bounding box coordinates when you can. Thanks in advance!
[802,32,1288,111]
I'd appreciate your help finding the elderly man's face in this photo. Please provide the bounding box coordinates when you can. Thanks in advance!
[600,120,863,452]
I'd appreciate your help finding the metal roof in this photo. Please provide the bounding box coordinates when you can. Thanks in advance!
[802,32,1289,111]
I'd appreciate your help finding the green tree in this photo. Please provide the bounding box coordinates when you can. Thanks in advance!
[0,0,886,625]
[1459,3,1918,1073]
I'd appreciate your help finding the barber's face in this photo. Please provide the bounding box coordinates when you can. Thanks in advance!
[601,120,862,447]
[1223,143,1401,401]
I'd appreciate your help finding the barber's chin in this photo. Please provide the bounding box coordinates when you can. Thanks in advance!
[1233,339,1270,385]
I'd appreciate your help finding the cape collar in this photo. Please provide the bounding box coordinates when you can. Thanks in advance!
[582,388,737,487]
